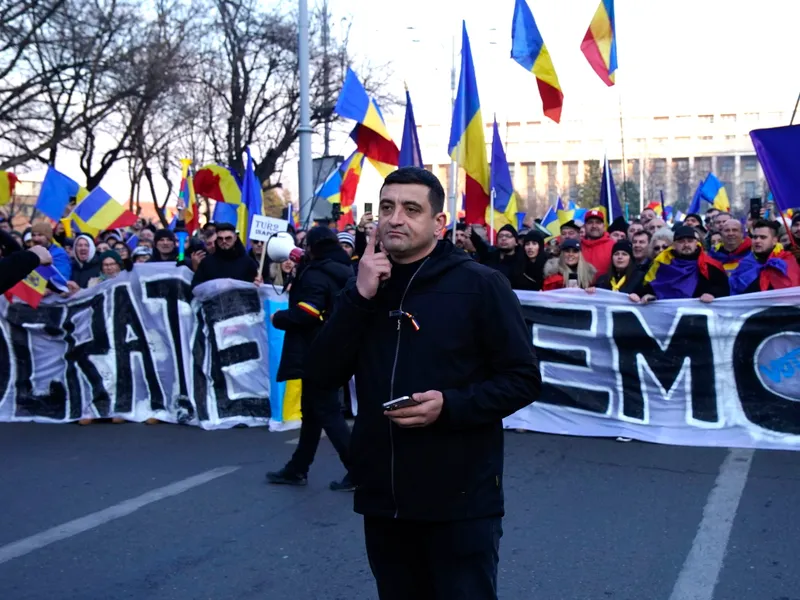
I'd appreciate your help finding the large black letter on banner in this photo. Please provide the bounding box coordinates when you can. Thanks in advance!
[144,278,193,399]
[5,303,68,419]
[112,286,165,413]
[612,311,717,422]
[201,288,270,420]
[63,295,111,418]
[190,309,209,422]
[734,306,800,434]
[521,305,609,414]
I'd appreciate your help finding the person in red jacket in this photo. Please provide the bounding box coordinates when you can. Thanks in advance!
[579,209,616,276]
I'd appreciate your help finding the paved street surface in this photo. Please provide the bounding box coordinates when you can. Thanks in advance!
[1,422,799,600]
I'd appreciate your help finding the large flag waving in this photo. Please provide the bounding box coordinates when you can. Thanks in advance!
[335,68,399,177]
[750,125,800,214]
[242,148,263,246]
[399,87,423,167]
[448,22,490,225]
[316,149,366,227]
[581,0,618,86]
[194,165,242,205]
[487,118,519,233]
[71,186,137,236]
[510,0,564,123]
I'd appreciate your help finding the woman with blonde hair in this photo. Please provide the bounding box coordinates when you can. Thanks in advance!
[543,238,597,291]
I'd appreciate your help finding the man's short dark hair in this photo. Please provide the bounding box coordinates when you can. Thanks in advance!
[632,230,652,242]
[753,219,779,234]
[380,167,445,214]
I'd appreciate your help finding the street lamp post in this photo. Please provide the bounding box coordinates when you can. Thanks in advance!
[298,0,313,225]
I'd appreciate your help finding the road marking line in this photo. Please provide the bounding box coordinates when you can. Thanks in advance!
[0,466,240,565]
[668,448,754,600]
[285,431,326,445]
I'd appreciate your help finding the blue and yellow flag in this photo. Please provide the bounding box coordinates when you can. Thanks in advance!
[487,118,519,231]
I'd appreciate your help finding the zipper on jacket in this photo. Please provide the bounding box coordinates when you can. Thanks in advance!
[387,257,430,519]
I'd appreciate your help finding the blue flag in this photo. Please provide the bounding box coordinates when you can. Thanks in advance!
[242,147,262,245]
[750,125,800,213]
[35,167,79,221]
[398,89,423,168]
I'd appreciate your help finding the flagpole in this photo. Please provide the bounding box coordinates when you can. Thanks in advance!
[490,188,496,245]
[449,32,458,244]
[791,92,800,125]
[604,153,613,221]
[297,0,313,225]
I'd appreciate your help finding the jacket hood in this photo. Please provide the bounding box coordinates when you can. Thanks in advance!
[74,234,97,266]
[543,257,561,278]
[305,243,354,287]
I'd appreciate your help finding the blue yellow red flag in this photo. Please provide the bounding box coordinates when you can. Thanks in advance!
[580,0,618,86]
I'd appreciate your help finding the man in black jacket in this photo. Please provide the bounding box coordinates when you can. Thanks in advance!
[306,167,541,600]
[266,226,355,490]
[191,223,258,290]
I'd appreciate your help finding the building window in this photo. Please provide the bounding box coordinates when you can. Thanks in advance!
[508,163,516,183]
[724,135,735,141]
[744,112,760,121]
[653,137,668,144]
[632,137,646,144]
[744,181,757,198]
[698,114,714,124]
[720,114,736,122]
[423,164,433,172]
[699,135,713,141]
[742,156,758,171]
[524,163,536,202]
[676,115,691,120]
[675,136,690,142]
[527,120,541,126]
[653,116,669,121]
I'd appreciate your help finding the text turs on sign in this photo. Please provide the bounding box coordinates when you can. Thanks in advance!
[249,215,290,242]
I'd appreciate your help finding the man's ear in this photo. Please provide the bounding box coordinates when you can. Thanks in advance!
[433,211,448,238]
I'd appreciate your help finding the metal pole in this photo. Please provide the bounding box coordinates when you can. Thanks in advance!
[321,0,331,155]
[298,0,314,225]
[604,153,613,220]
[618,92,628,214]
[489,188,496,245]
[449,33,458,243]
[791,92,800,125]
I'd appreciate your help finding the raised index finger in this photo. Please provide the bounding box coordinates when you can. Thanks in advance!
[364,228,377,255]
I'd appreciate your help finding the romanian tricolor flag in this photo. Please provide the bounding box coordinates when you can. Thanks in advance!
[71,186,137,236]
[448,22,490,225]
[335,68,399,177]
[580,0,618,87]
[179,159,199,235]
[510,0,563,123]
[194,164,242,205]
[599,154,623,223]
[6,265,69,309]
[316,150,366,228]
[0,171,18,206]
[297,302,322,320]
[487,119,519,233]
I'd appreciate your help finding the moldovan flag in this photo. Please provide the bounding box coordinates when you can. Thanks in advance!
[7,265,69,309]
[510,0,564,123]
[179,159,199,235]
[580,0,618,86]
[448,22,490,225]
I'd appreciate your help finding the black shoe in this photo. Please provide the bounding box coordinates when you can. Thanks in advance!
[329,474,356,492]
[266,468,308,486]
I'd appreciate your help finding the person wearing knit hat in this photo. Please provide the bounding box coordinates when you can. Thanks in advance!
[149,228,178,263]
[607,216,629,242]
[337,231,356,256]
[87,250,124,288]
[132,245,153,264]
[559,220,581,240]
[30,221,72,280]
[469,222,527,285]
[595,239,644,294]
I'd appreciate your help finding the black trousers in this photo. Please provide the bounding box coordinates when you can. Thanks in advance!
[364,516,503,600]
[286,380,351,475]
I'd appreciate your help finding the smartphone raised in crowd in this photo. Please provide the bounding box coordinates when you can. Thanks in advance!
[382,396,420,411]
[364,202,373,215]
[749,197,762,220]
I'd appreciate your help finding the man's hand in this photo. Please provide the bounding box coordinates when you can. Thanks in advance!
[628,293,641,303]
[28,245,52,266]
[358,212,373,230]
[640,294,657,304]
[191,250,206,271]
[254,273,263,286]
[385,390,443,428]
[699,293,715,303]
[66,281,80,295]
[355,229,391,299]
[585,286,596,294]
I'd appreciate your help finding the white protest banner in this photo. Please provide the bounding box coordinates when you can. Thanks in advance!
[0,265,276,430]
[249,215,290,242]
[505,288,800,451]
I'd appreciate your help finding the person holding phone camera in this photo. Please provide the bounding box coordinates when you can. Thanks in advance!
[307,167,541,600]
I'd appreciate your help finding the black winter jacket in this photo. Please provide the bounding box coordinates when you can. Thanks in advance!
[191,240,258,290]
[0,244,40,295]
[595,269,645,294]
[307,240,541,522]
[272,243,353,382]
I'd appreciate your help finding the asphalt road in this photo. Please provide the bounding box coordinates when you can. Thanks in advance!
[0,422,798,600]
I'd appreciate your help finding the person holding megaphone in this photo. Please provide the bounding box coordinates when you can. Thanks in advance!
[266,226,355,491]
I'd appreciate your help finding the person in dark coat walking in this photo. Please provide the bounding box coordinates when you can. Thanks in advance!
[266,226,355,490]
[306,167,541,600]
[191,223,258,289]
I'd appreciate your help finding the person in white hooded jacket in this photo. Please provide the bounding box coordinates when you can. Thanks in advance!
[69,234,102,288]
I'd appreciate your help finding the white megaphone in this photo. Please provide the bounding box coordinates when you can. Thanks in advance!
[267,232,304,263]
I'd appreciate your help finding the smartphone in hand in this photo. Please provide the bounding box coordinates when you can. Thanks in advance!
[382,396,420,411]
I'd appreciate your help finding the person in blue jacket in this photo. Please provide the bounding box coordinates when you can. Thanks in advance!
[30,222,71,280]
